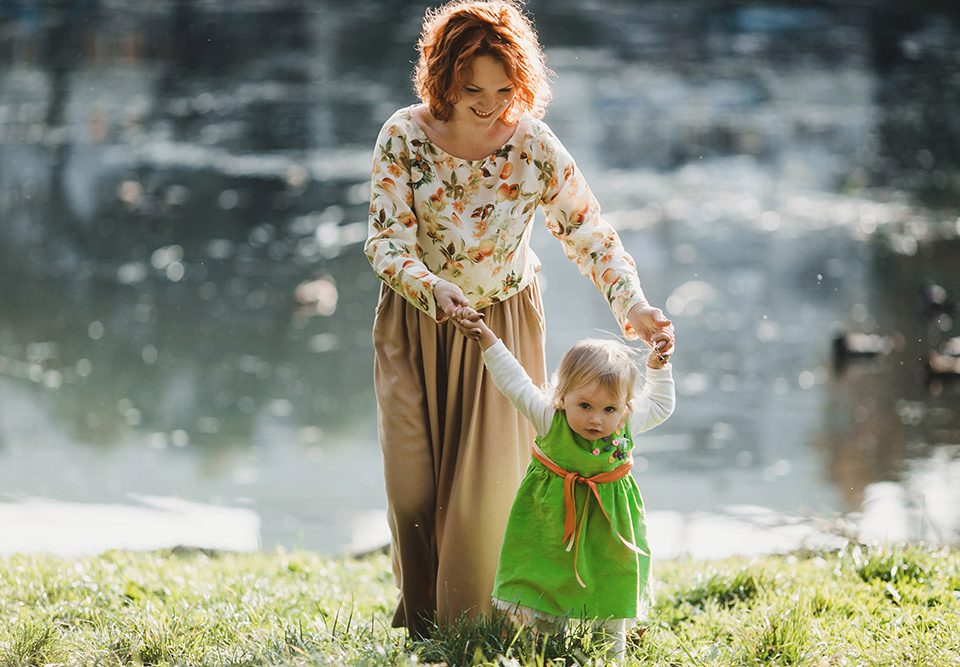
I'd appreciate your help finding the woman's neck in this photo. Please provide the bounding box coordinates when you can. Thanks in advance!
[413,104,516,161]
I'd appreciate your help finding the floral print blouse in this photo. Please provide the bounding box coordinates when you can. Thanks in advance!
[364,105,648,338]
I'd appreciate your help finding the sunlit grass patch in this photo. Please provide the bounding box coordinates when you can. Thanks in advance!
[676,566,768,610]
[0,548,405,667]
[4,616,63,667]
[615,547,960,666]
[0,544,958,665]
[850,544,935,584]
[744,598,812,665]
[413,610,619,666]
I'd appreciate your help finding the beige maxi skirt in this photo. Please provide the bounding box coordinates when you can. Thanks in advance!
[373,280,547,636]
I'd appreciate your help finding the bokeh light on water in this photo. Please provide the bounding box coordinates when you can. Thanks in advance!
[0,1,958,554]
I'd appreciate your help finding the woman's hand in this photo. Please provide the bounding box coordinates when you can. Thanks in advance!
[627,303,675,357]
[434,279,470,318]
[434,279,484,336]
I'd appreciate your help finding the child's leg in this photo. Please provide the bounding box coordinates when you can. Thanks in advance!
[531,615,564,638]
[593,618,629,658]
[494,600,564,636]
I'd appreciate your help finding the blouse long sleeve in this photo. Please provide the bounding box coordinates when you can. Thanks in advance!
[481,340,555,436]
[630,365,676,433]
[537,127,649,340]
[364,118,442,320]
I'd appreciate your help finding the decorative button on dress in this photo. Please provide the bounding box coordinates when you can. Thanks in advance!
[480,340,675,622]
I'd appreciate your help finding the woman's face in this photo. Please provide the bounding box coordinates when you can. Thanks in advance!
[451,54,516,127]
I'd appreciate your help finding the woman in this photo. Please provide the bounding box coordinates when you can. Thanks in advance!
[364,0,674,637]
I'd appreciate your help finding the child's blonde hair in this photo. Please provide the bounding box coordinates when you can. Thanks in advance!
[552,339,640,410]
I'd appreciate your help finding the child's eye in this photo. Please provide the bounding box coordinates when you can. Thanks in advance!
[578,402,591,410]
[604,406,617,413]
[465,87,481,93]
[499,87,514,94]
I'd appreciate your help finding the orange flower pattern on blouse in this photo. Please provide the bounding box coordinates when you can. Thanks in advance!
[364,106,647,338]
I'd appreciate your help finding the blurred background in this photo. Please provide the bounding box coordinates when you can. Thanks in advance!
[1,0,958,556]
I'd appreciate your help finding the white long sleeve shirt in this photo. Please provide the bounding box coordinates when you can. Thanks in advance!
[481,339,675,438]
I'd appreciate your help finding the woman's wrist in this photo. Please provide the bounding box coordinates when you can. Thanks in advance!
[626,300,653,320]
[432,278,450,302]
[625,301,652,338]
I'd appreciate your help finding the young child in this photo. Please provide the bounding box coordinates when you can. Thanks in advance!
[456,307,675,656]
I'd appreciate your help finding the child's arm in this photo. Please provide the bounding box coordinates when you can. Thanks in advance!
[455,307,554,435]
[630,355,676,432]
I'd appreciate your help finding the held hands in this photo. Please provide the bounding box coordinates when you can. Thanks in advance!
[434,279,479,334]
[436,281,676,361]
[434,279,471,319]
[627,303,675,369]
[432,279,496,346]
[453,306,497,349]
[646,346,671,369]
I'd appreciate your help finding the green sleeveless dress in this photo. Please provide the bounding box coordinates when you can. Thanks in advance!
[492,411,652,620]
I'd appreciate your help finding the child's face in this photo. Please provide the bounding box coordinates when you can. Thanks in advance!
[561,381,628,442]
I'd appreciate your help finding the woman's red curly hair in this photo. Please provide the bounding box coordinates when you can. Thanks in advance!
[413,0,552,123]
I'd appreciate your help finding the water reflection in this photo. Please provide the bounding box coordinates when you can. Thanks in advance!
[816,236,960,508]
[0,2,958,554]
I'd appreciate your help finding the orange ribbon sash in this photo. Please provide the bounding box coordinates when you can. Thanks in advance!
[532,443,649,588]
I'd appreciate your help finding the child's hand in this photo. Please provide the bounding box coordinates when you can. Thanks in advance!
[646,345,672,369]
[454,306,496,348]
[454,305,483,323]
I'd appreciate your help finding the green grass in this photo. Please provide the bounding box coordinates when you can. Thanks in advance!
[1,544,958,666]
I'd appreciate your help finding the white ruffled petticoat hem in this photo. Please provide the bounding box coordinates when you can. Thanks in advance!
[492,597,648,657]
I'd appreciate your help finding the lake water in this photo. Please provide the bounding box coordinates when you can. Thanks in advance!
[1,2,958,555]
